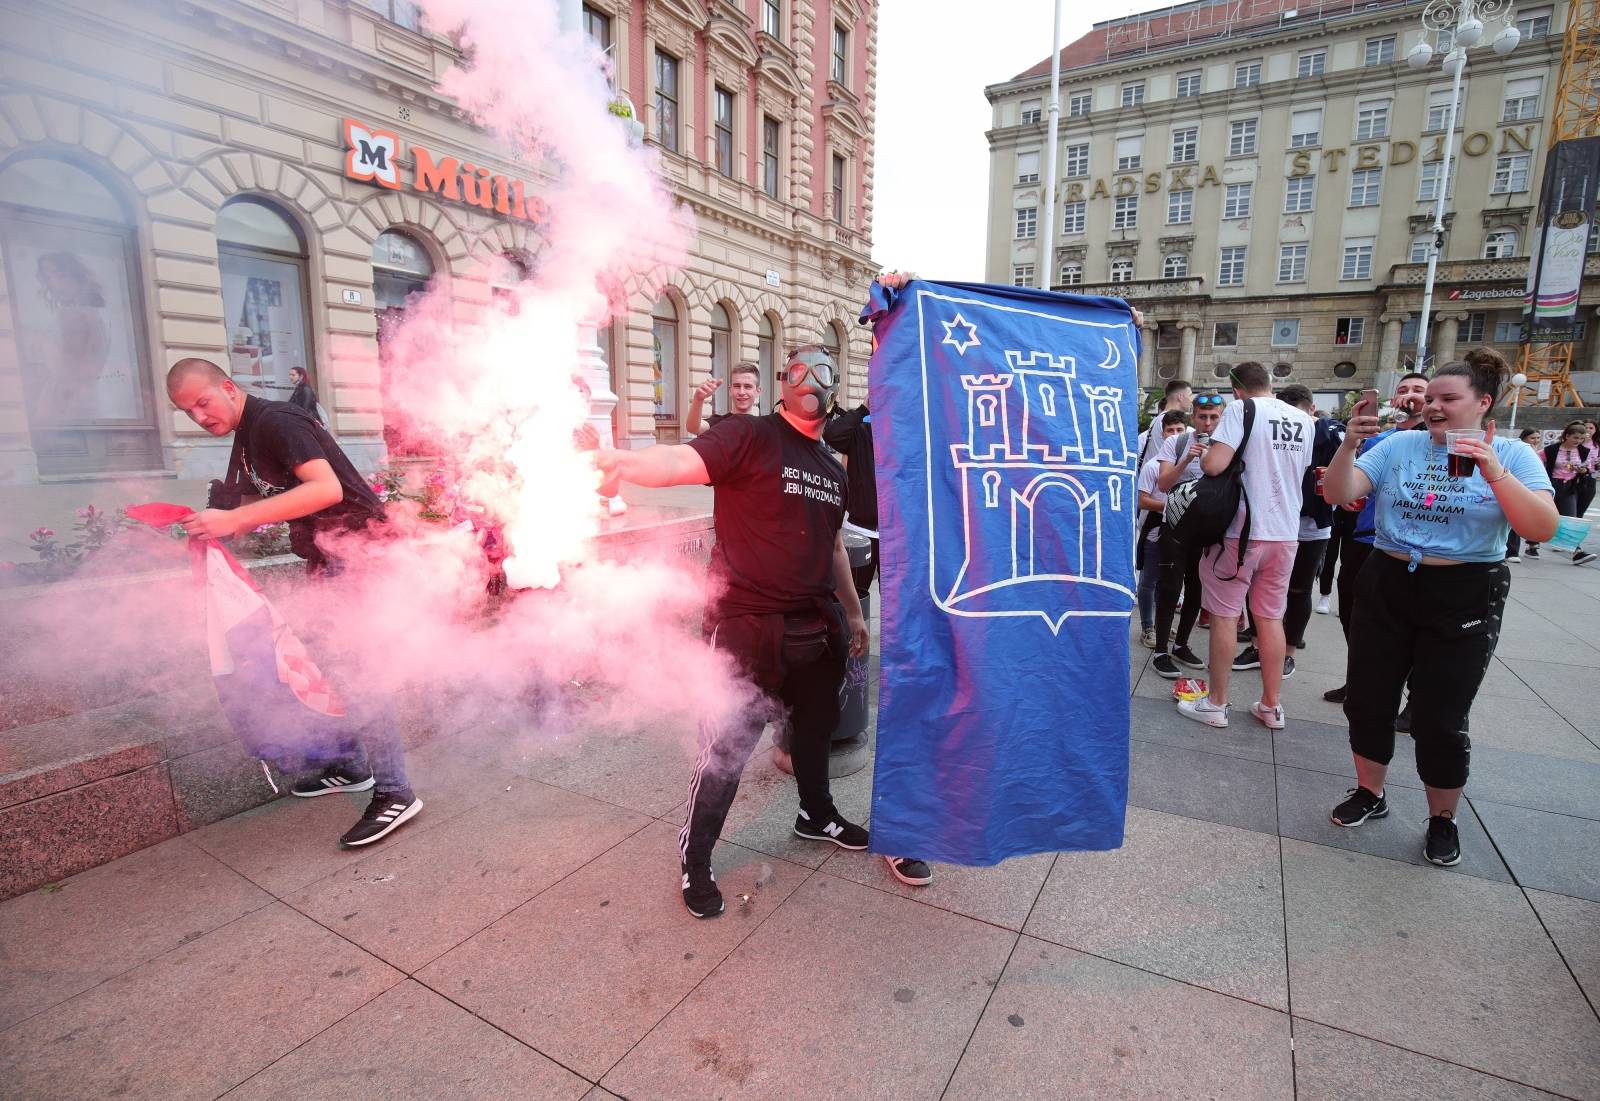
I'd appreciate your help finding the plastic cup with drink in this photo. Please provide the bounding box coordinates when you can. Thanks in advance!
[1445,428,1486,478]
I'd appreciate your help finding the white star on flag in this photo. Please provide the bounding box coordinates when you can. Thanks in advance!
[941,314,981,356]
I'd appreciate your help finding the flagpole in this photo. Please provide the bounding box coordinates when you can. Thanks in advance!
[1038,0,1063,290]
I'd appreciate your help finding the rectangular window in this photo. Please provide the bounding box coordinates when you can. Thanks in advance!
[654,50,679,153]
[1059,262,1082,286]
[1278,243,1308,282]
[1015,205,1038,239]
[832,154,846,224]
[1157,323,1182,348]
[582,4,611,51]
[1235,60,1262,89]
[1062,200,1086,234]
[1164,254,1189,278]
[762,116,781,199]
[1223,182,1253,219]
[1410,234,1432,263]
[1427,88,1463,131]
[1272,319,1301,346]
[1229,118,1258,156]
[1016,150,1040,184]
[1418,159,1452,201]
[1171,126,1197,163]
[831,22,849,84]
[1284,175,1315,213]
[1218,246,1246,286]
[1365,35,1396,66]
[1167,188,1193,224]
[1068,91,1093,117]
[1335,316,1366,345]
[1064,142,1089,177]
[1504,77,1542,121]
[714,87,735,177]
[1462,312,1487,343]
[1356,101,1390,140]
[1494,317,1521,342]
[1297,49,1326,77]
[1493,153,1531,193]
[1349,167,1382,206]
[1121,80,1145,107]
[1012,263,1034,286]
[1113,194,1138,229]
[1020,99,1042,125]
[762,0,781,38]
[1176,71,1202,98]
[1342,238,1374,280]
[1290,107,1322,148]
[1401,315,1420,344]
[1516,9,1551,38]
[1214,321,1239,346]
[1116,135,1143,172]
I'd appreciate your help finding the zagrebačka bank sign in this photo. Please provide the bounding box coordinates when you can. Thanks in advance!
[341,118,549,226]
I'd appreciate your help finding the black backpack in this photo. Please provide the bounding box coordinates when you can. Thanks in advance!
[1163,399,1256,578]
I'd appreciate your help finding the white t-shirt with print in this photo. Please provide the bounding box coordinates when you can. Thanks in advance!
[1210,396,1315,542]
[1156,430,1205,485]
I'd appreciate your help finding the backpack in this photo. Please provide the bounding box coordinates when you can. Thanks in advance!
[1163,399,1256,579]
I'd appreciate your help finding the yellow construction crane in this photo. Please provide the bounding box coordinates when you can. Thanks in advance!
[1516,0,1600,407]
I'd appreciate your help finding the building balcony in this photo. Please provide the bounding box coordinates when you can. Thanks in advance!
[1387,255,1600,286]
[1052,276,1206,299]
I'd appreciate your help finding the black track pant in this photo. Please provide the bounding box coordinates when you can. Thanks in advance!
[679,610,843,869]
[1153,529,1203,654]
[1284,538,1329,649]
[1343,554,1508,789]
[1335,535,1375,642]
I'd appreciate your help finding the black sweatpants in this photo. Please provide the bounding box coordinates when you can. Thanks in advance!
[1343,554,1508,789]
[1153,528,1203,654]
[1335,535,1375,642]
[679,609,844,869]
[1284,538,1329,649]
[1321,510,1356,595]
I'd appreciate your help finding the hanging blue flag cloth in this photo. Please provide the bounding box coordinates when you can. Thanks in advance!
[859,279,1138,865]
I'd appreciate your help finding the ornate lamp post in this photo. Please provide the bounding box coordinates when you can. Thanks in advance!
[1407,0,1521,368]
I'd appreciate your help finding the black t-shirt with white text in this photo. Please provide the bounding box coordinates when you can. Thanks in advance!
[688,412,846,618]
[235,395,383,529]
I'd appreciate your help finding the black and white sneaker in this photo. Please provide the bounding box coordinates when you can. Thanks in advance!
[1282,657,1296,679]
[793,808,869,849]
[1526,545,1541,559]
[1171,644,1206,670]
[339,789,423,847]
[1574,551,1598,567]
[1152,653,1183,679]
[681,863,724,918]
[1330,786,1388,828]
[291,765,375,798]
[1424,813,1461,866]
[1232,646,1262,671]
[885,856,933,886]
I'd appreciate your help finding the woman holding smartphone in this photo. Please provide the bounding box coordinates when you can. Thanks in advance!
[1321,349,1557,867]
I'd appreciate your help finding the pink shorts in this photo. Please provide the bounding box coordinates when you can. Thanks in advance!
[1198,539,1296,620]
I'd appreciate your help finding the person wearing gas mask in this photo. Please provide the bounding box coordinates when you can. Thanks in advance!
[595,345,871,919]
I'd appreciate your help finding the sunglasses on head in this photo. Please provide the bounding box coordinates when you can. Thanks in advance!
[1194,394,1224,407]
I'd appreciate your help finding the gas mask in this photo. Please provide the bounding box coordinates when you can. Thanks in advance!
[781,348,839,426]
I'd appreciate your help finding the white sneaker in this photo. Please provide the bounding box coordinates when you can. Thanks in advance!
[1140,627,1157,649]
[1250,700,1286,730]
[1177,696,1230,728]
[1506,555,1522,563]
[1314,594,1331,615]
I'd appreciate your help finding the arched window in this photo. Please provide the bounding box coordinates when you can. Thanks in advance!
[490,250,531,312]
[757,312,779,397]
[217,198,312,405]
[977,393,997,427]
[1163,253,1188,278]
[651,293,679,427]
[1059,262,1082,287]
[1483,229,1518,259]
[709,302,733,414]
[0,156,160,475]
[1039,384,1057,417]
[370,228,435,454]
[823,320,849,396]
[1110,258,1134,283]
[983,470,1001,508]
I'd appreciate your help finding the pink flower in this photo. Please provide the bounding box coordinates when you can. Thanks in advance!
[0,561,15,570]
[29,528,54,541]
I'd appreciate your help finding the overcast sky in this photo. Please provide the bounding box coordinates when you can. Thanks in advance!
[872,0,1125,280]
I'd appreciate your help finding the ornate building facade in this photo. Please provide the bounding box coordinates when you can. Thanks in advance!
[984,0,1599,400]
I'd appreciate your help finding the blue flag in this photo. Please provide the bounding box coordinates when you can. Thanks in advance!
[860,279,1137,865]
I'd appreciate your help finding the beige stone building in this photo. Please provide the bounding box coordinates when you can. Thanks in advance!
[0,0,877,495]
[984,0,1600,400]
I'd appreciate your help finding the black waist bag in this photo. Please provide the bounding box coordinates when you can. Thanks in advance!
[782,611,832,664]
[1164,399,1256,579]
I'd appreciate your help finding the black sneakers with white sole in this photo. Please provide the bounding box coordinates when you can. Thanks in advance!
[291,765,375,798]
[339,789,422,847]
[681,863,724,918]
[885,856,933,886]
[1330,786,1388,827]
[1424,814,1462,866]
[793,808,869,849]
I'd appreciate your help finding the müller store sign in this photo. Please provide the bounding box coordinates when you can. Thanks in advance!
[341,118,549,226]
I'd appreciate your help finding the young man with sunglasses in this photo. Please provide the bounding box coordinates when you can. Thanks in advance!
[596,346,871,919]
[1150,391,1226,676]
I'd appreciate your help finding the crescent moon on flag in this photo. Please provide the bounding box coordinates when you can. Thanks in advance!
[1098,337,1121,371]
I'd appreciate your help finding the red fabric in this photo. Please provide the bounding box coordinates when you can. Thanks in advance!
[125,502,193,527]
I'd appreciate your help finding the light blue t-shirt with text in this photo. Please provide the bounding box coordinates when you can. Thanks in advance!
[1354,431,1553,564]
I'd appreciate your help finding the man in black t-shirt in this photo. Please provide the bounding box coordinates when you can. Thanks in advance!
[597,346,871,918]
[167,358,421,849]
[683,361,761,435]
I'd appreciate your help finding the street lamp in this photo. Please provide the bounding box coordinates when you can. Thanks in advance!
[1407,0,1520,370]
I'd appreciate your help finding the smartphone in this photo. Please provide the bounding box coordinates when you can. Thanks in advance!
[1358,388,1380,418]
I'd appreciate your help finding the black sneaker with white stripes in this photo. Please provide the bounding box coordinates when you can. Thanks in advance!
[793,808,869,849]
[681,863,724,919]
[339,789,422,847]
[885,855,933,886]
[291,765,375,798]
